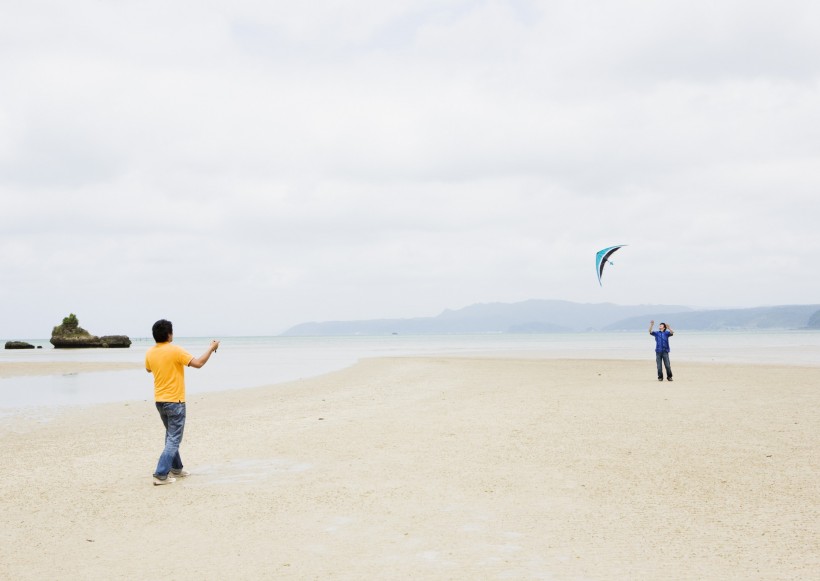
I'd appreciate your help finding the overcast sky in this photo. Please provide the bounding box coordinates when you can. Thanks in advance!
[2,0,819,338]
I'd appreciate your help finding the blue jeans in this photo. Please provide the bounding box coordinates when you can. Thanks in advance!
[154,402,185,478]
[656,351,672,379]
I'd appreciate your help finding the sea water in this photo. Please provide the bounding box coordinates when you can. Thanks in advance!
[1,331,819,411]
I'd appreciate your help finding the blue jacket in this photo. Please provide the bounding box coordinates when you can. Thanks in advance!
[651,330,673,352]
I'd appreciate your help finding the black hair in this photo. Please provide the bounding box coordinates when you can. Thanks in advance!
[659,322,667,329]
[152,319,173,343]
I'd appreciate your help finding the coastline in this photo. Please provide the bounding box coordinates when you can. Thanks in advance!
[3,330,819,412]
[1,356,818,579]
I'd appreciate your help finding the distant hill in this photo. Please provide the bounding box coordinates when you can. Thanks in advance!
[281,300,820,336]
[605,305,820,331]
[281,299,692,336]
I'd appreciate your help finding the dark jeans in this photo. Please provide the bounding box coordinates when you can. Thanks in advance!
[154,402,185,478]
[656,351,672,379]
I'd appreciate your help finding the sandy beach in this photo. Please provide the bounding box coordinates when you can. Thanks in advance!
[1,356,818,580]
[0,361,142,378]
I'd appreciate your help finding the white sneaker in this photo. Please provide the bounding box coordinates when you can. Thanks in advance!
[153,475,177,486]
[170,469,190,478]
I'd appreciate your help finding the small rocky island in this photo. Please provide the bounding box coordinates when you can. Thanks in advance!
[4,341,36,349]
[50,314,131,349]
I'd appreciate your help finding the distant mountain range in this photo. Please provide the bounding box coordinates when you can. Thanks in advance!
[281,300,820,336]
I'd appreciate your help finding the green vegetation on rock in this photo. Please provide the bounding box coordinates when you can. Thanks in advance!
[52,313,91,337]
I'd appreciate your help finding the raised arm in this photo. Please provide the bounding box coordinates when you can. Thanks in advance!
[648,320,654,334]
[666,324,674,335]
[188,340,220,369]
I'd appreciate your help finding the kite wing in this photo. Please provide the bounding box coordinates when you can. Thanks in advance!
[596,245,625,286]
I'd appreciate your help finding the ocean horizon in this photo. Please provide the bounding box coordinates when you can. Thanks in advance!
[2,331,819,413]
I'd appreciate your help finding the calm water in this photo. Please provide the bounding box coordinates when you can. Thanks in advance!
[2,332,819,411]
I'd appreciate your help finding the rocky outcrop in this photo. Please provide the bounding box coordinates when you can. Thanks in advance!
[50,314,131,349]
[50,335,101,348]
[100,335,132,348]
[5,341,35,349]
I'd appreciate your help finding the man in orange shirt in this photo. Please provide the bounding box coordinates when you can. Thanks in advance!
[145,319,219,486]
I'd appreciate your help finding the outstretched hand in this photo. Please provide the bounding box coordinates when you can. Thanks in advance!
[189,340,221,369]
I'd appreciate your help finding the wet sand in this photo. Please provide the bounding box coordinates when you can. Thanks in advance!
[0,361,142,378]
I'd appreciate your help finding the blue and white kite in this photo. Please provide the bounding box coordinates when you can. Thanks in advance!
[596,245,626,286]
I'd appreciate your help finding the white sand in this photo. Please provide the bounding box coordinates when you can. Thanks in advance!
[1,357,818,580]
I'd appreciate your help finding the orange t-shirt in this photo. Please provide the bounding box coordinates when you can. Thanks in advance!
[145,343,194,402]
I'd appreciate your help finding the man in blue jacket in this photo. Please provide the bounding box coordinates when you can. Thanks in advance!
[649,320,674,382]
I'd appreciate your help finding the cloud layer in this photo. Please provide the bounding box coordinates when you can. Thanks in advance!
[2,1,819,337]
